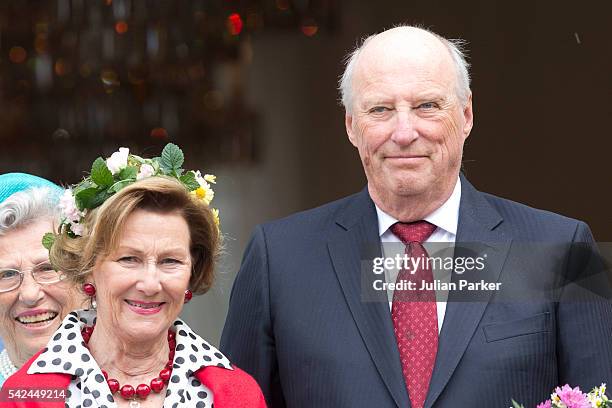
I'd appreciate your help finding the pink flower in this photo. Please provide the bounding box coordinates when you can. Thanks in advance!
[536,400,551,408]
[70,222,84,236]
[554,385,591,408]
[59,189,81,222]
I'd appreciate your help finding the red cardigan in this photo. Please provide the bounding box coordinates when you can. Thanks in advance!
[0,350,266,408]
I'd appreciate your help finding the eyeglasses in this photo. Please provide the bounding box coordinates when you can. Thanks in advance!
[0,262,65,293]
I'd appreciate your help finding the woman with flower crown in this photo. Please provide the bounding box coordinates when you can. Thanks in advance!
[0,145,266,408]
[0,173,86,386]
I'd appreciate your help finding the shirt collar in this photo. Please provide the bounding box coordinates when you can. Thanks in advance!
[375,177,461,237]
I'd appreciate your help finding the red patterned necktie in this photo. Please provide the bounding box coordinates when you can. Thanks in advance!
[390,221,438,408]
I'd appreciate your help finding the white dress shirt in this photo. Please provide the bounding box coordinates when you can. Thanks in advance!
[376,177,461,334]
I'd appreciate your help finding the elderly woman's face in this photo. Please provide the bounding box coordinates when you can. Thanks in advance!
[92,208,191,342]
[0,219,78,363]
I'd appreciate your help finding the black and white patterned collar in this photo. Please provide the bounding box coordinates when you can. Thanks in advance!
[29,309,232,407]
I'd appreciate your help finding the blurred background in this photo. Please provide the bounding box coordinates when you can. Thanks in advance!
[0,0,610,345]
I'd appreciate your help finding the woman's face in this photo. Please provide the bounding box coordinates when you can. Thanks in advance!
[0,219,80,365]
[92,208,192,344]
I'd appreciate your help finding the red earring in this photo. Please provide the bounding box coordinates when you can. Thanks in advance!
[83,282,97,309]
[184,290,193,303]
[83,283,96,297]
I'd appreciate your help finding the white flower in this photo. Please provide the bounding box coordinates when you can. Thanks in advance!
[588,384,609,407]
[106,147,129,175]
[202,184,214,205]
[194,172,207,188]
[194,171,216,185]
[59,189,82,223]
[137,163,155,180]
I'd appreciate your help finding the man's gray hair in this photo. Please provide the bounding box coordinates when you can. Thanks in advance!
[338,25,471,113]
[0,187,61,236]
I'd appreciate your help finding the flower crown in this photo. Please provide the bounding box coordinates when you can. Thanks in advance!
[43,143,218,248]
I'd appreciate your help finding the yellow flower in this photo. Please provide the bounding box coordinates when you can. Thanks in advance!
[192,185,214,204]
[204,174,216,184]
[194,187,206,200]
[211,208,220,229]
[192,171,215,205]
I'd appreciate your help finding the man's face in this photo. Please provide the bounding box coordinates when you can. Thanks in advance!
[345,33,473,206]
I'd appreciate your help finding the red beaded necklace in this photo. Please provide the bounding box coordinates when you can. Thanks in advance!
[81,325,176,402]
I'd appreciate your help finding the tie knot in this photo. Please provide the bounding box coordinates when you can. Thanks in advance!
[390,221,436,244]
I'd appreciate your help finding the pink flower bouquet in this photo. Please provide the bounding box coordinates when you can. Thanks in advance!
[512,384,610,408]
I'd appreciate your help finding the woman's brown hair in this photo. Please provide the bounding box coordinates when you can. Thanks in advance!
[50,176,220,295]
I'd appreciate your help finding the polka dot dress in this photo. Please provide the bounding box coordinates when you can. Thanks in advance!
[28,309,233,408]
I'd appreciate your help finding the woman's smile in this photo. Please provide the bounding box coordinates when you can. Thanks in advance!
[125,299,165,315]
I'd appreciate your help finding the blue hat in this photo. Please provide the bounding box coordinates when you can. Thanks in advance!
[0,173,62,204]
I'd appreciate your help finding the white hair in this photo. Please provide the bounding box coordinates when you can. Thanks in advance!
[0,187,61,236]
[338,25,471,113]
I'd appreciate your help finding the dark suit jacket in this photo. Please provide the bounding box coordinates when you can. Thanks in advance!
[220,175,612,407]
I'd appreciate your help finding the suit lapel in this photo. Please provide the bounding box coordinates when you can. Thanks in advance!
[425,176,512,408]
[328,189,411,408]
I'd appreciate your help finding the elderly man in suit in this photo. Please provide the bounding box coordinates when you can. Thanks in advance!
[220,25,612,408]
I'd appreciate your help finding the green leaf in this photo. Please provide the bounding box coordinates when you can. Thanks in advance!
[74,187,110,210]
[150,158,161,173]
[511,400,525,408]
[160,143,184,173]
[91,190,111,208]
[74,187,98,210]
[118,165,138,180]
[108,179,132,194]
[91,157,114,187]
[42,233,55,251]
[73,179,94,195]
[180,172,200,191]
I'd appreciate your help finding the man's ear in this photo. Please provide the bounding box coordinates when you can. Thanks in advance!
[345,113,358,147]
[462,93,474,140]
